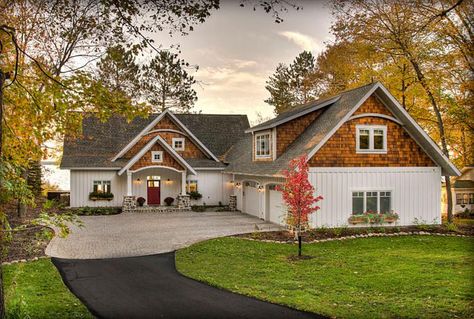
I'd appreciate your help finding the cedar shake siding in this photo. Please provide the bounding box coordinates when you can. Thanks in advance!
[130,143,184,171]
[276,109,323,157]
[123,114,207,160]
[309,97,435,167]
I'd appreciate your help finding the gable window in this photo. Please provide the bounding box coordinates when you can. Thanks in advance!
[356,125,387,153]
[255,132,271,158]
[352,191,392,214]
[186,180,198,193]
[93,180,111,193]
[172,138,185,151]
[151,151,163,163]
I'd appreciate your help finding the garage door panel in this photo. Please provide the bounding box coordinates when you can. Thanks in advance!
[244,186,259,217]
[269,189,285,225]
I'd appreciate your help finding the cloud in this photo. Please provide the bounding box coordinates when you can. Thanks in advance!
[278,31,321,52]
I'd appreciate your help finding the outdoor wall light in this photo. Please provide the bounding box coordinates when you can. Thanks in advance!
[235,182,241,188]
[165,178,172,185]
[134,178,142,184]
[258,185,264,192]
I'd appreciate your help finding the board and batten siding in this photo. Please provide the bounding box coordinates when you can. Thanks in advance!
[308,167,442,227]
[187,170,233,205]
[70,170,126,207]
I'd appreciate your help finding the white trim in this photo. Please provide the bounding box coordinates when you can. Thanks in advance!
[195,167,226,171]
[355,125,387,154]
[309,166,441,173]
[272,127,277,160]
[112,111,169,161]
[225,171,285,178]
[306,85,378,160]
[67,167,121,170]
[151,151,163,163]
[254,130,272,159]
[351,189,393,214]
[172,137,185,151]
[166,112,220,162]
[146,129,187,136]
[348,113,403,125]
[245,96,340,133]
[118,135,197,176]
[130,165,184,174]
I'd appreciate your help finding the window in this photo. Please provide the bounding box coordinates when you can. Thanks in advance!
[456,193,473,205]
[151,151,163,163]
[356,125,387,153]
[352,191,392,214]
[255,132,271,158]
[93,180,111,193]
[172,138,185,151]
[186,180,198,192]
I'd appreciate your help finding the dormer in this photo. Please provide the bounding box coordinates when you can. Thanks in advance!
[252,129,276,161]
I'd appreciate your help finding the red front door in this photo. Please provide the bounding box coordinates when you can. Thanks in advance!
[147,180,161,205]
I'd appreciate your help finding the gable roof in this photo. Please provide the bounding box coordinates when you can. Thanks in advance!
[225,82,460,177]
[118,135,197,175]
[61,113,249,169]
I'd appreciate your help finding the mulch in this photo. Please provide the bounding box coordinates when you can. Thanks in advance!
[238,223,474,242]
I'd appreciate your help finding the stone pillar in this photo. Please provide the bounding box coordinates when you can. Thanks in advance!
[229,195,237,211]
[123,195,136,213]
[177,194,191,210]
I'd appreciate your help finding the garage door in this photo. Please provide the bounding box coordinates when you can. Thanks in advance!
[244,182,259,217]
[268,188,285,225]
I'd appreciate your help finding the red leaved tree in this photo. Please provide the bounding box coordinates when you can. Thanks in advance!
[279,155,323,256]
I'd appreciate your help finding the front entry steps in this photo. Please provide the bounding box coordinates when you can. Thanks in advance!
[135,206,191,213]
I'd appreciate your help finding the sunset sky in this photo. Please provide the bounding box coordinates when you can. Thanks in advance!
[152,0,333,124]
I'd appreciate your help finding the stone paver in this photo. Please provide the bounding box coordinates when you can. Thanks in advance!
[46,211,281,259]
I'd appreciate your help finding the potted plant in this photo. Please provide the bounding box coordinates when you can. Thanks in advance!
[137,197,146,206]
[383,212,399,223]
[348,214,369,225]
[164,197,174,206]
[188,191,202,201]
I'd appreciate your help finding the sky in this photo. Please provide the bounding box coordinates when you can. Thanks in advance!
[47,0,334,190]
[152,0,334,124]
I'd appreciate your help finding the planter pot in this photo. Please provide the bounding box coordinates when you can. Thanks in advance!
[384,218,397,224]
[349,219,367,225]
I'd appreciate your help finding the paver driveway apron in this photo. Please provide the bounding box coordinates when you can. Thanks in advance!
[46,211,280,259]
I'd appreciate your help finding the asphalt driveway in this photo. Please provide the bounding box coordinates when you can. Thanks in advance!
[53,252,323,319]
[46,211,280,259]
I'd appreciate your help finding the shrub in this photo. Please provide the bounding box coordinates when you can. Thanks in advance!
[89,191,114,200]
[164,197,174,206]
[137,197,146,206]
[191,205,205,212]
[455,208,474,219]
[70,207,121,216]
[188,191,202,200]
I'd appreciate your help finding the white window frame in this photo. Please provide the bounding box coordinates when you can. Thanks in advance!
[356,125,387,154]
[351,190,392,214]
[93,180,111,193]
[172,137,185,151]
[255,131,272,159]
[151,151,163,163]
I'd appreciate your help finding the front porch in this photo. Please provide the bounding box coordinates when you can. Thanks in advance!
[122,166,192,212]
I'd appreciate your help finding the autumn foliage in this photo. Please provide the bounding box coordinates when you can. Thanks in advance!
[279,155,323,233]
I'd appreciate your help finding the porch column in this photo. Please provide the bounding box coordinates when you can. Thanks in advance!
[181,169,186,195]
[127,170,132,196]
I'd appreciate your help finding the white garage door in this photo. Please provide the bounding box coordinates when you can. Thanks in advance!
[268,189,285,225]
[244,183,259,217]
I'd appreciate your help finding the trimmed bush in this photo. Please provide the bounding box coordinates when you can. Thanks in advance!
[164,197,174,206]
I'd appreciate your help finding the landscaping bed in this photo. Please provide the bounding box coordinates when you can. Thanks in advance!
[65,206,122,216]
[4,258,93,318]
[176,236,474,319]
[238,223,474,242]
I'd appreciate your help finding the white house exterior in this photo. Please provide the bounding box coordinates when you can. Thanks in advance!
[61,82,460,227]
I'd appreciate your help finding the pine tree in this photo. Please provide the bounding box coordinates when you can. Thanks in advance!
[142,51,197,113]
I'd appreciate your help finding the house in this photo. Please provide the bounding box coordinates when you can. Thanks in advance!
[442,165,474,214]
[61,82,460,227]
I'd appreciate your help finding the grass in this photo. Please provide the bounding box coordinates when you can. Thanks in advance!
[176,236,474,319]
[4,258,93,319]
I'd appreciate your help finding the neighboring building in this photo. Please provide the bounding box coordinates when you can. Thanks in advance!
[442,166,474,214]
[61,82,460,227]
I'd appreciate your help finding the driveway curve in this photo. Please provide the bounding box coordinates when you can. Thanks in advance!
[46,211,280,259]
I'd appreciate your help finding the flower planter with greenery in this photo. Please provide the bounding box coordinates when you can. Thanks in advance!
[348,211,399,225]
[164,197,174,206]
[89,191,114,201]
[188,191,202,201]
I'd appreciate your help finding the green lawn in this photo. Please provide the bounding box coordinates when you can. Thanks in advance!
[176,236,474,319]
[4,259,92,319]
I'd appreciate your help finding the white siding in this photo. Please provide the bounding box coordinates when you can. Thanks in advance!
[308,167,442,227]
[132,168,181,205]
[187,170,232,205]
[70,170,126,207]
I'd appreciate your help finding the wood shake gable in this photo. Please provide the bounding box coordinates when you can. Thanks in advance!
[308,95,435,167]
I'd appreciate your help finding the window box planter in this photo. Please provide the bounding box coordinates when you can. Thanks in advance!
[348,215,369,225]
[348,212,399,225]
[89,192,114,201]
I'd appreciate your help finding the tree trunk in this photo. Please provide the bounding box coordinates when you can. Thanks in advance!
[298,234,302,257]
[0,69,5,319]
[405,54,454,222]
